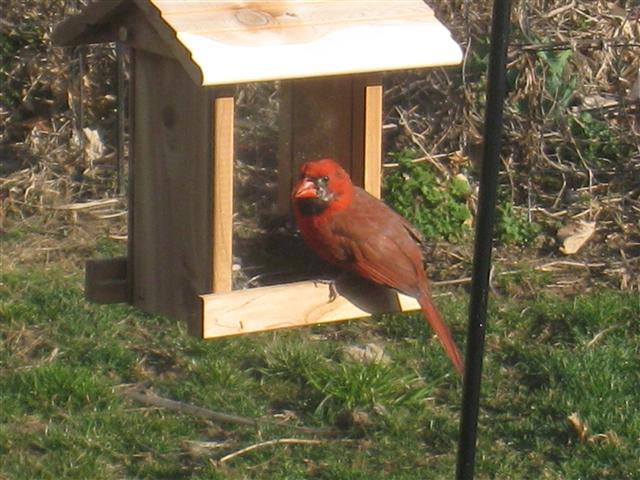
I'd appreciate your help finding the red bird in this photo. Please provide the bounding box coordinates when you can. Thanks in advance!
[292,158,464,375]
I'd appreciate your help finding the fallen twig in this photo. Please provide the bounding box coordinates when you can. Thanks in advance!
[184,440,237,458]
[54,198,123,210]
[117,384,335,436]
[585,326,619,348]
[430,257,631,289]
[383,152,453,169]
[432,276,473,287]
[542,0,575,18]
[535,260,607,271]
[216,438,331,465]
[513,38,640,52]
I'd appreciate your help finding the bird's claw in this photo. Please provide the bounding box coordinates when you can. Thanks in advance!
[328,282,337,302]
[312,279,338,303]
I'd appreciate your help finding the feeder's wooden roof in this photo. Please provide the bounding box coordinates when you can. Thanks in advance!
[52,0,462,86]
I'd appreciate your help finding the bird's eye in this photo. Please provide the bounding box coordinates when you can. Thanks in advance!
[321,175,329,183]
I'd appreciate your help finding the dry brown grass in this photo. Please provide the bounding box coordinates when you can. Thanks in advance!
[1,0,638,288]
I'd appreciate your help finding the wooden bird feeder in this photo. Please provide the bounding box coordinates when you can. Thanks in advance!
[52,0,462,338]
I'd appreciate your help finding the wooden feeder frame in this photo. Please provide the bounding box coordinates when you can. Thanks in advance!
[52,0,462,339]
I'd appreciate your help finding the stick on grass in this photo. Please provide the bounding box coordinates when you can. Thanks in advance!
[118,384,335,436]
[217,438,328,465]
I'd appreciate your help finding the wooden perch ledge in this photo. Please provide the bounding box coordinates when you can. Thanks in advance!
[201,276,420,338]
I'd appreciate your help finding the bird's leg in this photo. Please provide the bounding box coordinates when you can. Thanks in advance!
[328,281,337,303]
[312,278,338,303]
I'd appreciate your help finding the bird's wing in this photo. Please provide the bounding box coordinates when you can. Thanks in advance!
[331,188,426,297]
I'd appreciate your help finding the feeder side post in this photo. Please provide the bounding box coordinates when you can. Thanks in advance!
[352,74,383,198]
[116,40,127,196]
[363,80,383,198]
[212,93,235,293]
[127,47,136,306]
[130,52,211,336]
[277,81,294,213]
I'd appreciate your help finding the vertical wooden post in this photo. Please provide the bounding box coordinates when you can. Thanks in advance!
[76,46,86,152]
[277,82,293,213]
[363,82,383,198]
[212,94,234,293]
[351,74,383,198]
[116,41,127,195]
[126,48,136,305]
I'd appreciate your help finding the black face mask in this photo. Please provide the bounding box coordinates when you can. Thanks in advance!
[296,176,334,216]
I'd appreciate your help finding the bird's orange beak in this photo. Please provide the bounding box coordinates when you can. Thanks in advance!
[293,179,317,199]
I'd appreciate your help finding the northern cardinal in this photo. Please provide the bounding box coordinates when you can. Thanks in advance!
[292,158,464,375]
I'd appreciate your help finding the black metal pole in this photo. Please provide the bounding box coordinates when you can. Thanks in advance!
[456,1,512,479]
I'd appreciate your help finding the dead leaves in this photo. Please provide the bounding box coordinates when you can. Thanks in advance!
[557,221,596,255]
[567,412,621,446]
[340,343,390,365]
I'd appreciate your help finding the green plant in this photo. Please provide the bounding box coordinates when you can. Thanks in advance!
[383,150,471,241]
[537,48,577,115]
[0,21,46,110]
[562,112,635,168]
[95,237,126,257]
[495,201,540,246]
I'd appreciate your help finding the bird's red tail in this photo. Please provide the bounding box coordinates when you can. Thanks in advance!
[417,293,464,376]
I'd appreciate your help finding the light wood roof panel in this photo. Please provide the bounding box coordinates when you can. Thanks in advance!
[53,0,462,86]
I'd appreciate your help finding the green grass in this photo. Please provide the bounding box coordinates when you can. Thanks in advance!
[1,266,638,479]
